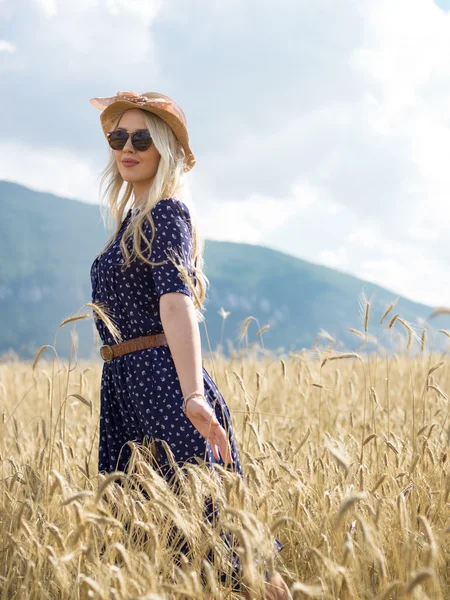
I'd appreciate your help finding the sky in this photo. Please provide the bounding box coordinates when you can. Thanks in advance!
[1,0,450,308]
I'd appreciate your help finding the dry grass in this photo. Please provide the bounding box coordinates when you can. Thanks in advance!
[1,308,450,599]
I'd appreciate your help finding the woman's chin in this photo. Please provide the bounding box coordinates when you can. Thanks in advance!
[120,174,141,184]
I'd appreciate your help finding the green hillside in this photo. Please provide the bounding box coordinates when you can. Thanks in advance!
[0,180,443,360]
[203,241,438,352]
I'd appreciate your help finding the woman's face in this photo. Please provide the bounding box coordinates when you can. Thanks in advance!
[114,108,161,199]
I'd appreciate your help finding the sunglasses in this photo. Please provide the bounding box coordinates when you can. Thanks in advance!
[106,128,153,152]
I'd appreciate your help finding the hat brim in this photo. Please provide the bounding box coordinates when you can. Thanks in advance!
[100,101,196,172]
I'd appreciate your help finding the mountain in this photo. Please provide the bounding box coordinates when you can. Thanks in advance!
[0,180,444,360]
[204,241,440,353]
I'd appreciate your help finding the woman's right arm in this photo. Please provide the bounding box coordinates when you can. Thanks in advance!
[160,290,232,465]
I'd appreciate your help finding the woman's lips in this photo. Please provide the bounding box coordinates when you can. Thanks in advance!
[122,159,139,166]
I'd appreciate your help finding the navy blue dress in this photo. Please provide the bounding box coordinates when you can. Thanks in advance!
[90,197,244,475]
[90,197,282,589]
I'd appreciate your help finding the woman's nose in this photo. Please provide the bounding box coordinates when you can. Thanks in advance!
[123,134,134,151]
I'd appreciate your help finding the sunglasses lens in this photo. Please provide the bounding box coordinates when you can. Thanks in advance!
[107,129,153,151]
[132,130,152,151]
[108,130,127,150]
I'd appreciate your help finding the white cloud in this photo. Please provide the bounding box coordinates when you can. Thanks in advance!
[195,176,327,245]
[199,192,299,245]
[105,0,162,19]
[0,40,16,52]
[0,141,101,204]
[318,248,349,270]
[348,1,450,237]
[348,228,379,249]
[28,0,164,76]
[407,226,439,241]
[360,253,450,308]
[0,38,22,73]
[351,1,450,106]
[33,0,57,18]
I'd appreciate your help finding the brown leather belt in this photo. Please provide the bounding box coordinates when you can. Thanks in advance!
[100,332,168,362]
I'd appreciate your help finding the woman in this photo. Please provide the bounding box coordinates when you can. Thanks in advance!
[89,90,292,599]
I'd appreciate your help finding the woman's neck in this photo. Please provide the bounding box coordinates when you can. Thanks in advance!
[131,184,153,209]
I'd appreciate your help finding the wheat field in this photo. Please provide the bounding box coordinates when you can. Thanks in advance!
[1,303,450,599]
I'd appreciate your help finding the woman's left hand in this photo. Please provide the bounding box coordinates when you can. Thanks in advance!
[185,396,232,466]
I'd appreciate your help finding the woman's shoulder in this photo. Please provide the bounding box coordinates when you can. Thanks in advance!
[152,197,191,221]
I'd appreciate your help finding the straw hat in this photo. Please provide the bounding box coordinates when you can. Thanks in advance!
[89,90,196,172]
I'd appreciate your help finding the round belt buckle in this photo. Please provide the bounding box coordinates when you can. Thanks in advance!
[100,345,114,362]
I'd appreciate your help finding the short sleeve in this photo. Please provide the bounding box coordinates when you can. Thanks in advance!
[148,198,195,299]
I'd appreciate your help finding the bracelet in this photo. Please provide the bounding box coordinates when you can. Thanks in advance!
[182,390,206,414]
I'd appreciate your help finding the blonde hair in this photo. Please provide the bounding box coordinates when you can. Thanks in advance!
[94,109,209,323]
